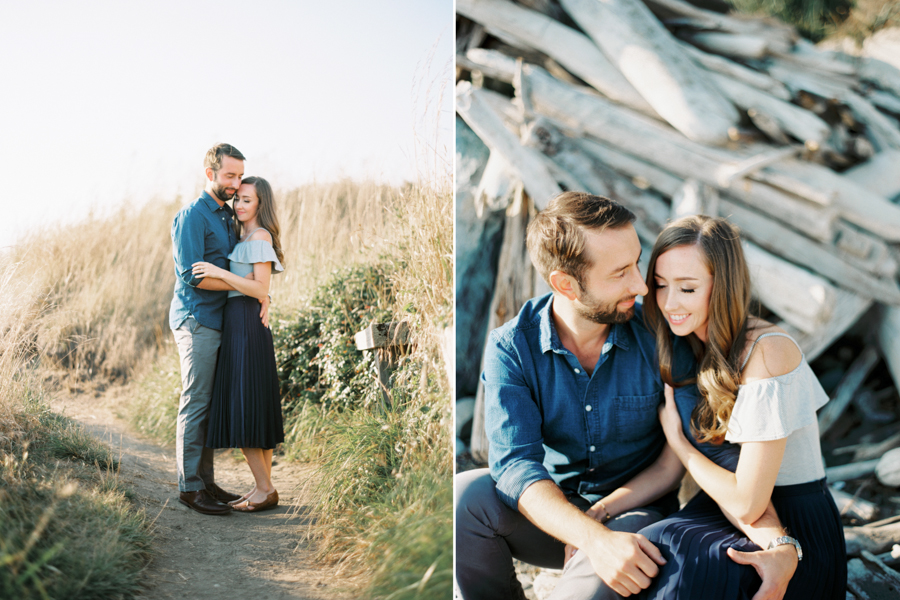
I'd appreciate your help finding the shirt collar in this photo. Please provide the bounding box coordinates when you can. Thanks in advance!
[200,190,229,214]
[539,295,631,354]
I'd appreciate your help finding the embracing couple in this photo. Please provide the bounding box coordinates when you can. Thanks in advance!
[455,192,847,599]
[168,143,286,516]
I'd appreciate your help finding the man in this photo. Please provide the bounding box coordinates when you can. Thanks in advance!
[169,143,269,515]
[455,192,797,599]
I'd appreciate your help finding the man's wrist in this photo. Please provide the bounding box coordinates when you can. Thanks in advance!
[767,536,802,562]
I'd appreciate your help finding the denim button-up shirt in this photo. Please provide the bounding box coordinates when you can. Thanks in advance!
[168,191,237,331]
[483,294,695,510]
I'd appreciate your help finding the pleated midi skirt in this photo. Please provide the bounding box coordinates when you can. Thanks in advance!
[206,295,284,450]
[636,478,846,600]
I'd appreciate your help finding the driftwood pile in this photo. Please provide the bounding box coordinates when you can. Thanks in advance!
[455,0,900,596]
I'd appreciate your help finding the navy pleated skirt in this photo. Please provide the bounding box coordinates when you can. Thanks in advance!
[637,478,846,600]
[206,296,284,450]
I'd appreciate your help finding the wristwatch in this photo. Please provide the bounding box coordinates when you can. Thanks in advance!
[767,536,803,561]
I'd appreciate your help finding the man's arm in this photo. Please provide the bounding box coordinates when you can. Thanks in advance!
[519,480,667,597]
[483,334,664,597]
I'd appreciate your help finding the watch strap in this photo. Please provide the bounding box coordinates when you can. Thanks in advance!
[767,535,803,561]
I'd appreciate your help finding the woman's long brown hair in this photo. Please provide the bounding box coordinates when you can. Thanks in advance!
[644,215,753,443]
[235,176,285,265]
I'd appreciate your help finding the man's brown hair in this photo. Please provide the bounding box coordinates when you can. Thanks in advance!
[204,143,246,173]
[526,191,636,287]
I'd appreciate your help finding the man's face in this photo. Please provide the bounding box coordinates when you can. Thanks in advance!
[208,155,244,202]
[573,225,649,324]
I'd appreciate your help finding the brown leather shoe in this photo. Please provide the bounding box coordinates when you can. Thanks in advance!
[179,489,232,515]
[232,490,279,513]
[206,482,242,504]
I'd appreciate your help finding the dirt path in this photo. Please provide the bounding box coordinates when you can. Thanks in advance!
[51,386,360,600]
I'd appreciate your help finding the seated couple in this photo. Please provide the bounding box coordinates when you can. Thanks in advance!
[455,192,846,600]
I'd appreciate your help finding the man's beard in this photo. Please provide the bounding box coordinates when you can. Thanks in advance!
[575,290,637,325]
[210,182,236,202]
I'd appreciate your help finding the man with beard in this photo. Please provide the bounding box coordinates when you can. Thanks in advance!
[169,143,269,515]
[455,192,795,599]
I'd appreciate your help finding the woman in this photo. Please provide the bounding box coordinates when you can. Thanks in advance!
[193,176,285,513]
[633,215,845,599]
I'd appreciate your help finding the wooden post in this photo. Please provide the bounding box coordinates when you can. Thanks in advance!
[354,322,411,412]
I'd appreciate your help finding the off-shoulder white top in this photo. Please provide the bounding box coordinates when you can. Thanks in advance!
[724,333,829,486]
[226,229,284,298]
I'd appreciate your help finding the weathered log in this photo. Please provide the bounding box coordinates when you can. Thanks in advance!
[456,81,561,209]
[860,550,900,589]
[671,179,718,219]
[580,138,683,197]
[719,199,900,305]
[743,241,836,334]
[819,345,880,437]
[846,522,900,556]
[847,556,900,599]
[844,150,900,202]
[456,0,656,114]
[644,0,796,52]
[868,89,900,116]
[873,304,900,390]
[861,57,900,98]
[854,430,900,462]
[832,487,879,522]
[520,119,671,243]
[777,287,872,361]
[516,63,840,242]
[559,0,740,145]
[684,32,771,60]
[475,151,519,217]
[705,70,830,145]
[749,158,900,242]
[680,42,791,100]
[826,459,880,483]
[875,448,900,487]
[833,222,898,280]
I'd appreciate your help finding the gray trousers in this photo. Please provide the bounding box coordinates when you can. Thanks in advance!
[173,317,221,492]
[455,469,665,600]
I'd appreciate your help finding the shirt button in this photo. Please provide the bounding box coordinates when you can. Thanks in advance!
[590,445,596,452]
[574,368,581,374]
[585,405,592,412]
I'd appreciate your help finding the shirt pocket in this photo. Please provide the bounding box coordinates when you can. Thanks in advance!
[614,392,662,443]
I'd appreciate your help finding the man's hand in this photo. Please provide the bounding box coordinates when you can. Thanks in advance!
[585,530,666,597]
[727,545,797,600]
[259,295,270,328]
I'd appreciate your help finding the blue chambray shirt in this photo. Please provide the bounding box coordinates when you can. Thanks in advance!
[483,293,696,511]
[168,191,237,331]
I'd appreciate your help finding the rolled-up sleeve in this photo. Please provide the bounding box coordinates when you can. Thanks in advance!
[483,331,551,510]
[171,210,205,287]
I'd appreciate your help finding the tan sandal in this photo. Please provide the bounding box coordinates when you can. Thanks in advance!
[233,490,279,513]
[228,490,254,506]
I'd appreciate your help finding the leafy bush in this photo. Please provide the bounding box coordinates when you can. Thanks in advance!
[273,261,397,413]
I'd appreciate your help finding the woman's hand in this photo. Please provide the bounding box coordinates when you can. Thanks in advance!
[192,261,227,280]
[658,384,685,445]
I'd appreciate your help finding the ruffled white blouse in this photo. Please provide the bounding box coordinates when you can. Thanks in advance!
[226,236,284,298]
[724,333,829,486]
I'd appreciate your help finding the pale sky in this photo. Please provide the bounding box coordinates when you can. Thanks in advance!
[0,0,453,247]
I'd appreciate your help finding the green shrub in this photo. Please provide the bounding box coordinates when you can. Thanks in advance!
[729,0,852,40]
[273,261,397,414]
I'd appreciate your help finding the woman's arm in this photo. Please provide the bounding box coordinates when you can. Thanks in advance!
[192,261,271,299]
[659,384,785,523]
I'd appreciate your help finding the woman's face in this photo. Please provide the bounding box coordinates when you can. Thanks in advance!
[234,183,259,223]
[654,244,714,343]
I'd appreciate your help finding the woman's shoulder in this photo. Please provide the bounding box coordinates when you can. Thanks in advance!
[244,228,273,244]
[740,320,803,384]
